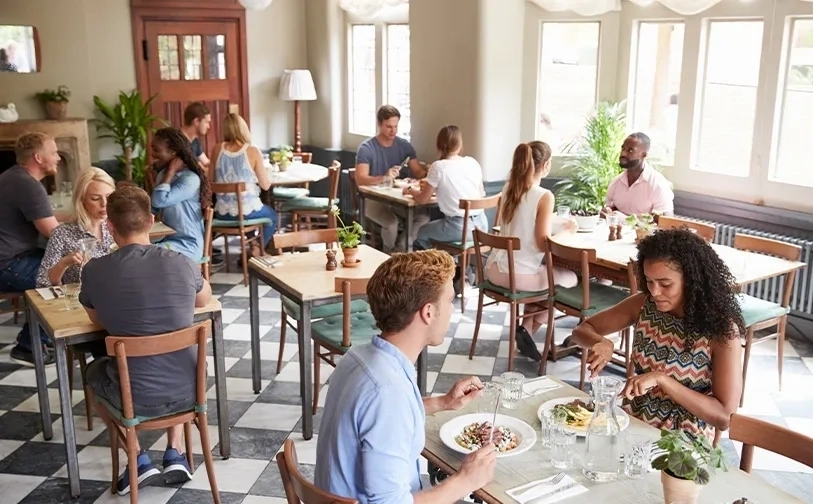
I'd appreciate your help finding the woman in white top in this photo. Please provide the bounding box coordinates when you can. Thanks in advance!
[410,125,486,250]
[485,141,577,360]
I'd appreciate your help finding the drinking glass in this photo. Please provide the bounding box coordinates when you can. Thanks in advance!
[64,283,81,310]
[500,372,524,409]
[477,382,501,414]
[557,205,571,218]
[607,214,619,228]
[623,434,652,479]
[292,154,303,165]
[539,408,556,448]
[550,415,576,469]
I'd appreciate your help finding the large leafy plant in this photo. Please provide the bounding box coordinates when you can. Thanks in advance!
[555,101,627,215]
[330,205,364,249]
[93,90,166,184]
[651,429,727,485]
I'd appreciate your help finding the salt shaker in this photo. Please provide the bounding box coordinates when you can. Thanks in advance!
[608,225,616,241]
[325,249,337,271]
[614,225,623,240]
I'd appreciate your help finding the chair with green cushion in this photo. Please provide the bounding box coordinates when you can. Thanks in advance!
[468,229,550,372]
[283,160,341,232]
[433,195,502,313]
[311,276,377,414]
[543,241,635,389]
[269,152,313,230]
[733,233,802,407]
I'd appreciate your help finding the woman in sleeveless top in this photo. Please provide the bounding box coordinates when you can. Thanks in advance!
[571,229,744,440]
[484,141,578,361]
[211,113,276,256]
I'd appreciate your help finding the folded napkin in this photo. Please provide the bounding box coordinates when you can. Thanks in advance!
[522,376,562,396]
[36,287,63,300]
[506,474,588,504]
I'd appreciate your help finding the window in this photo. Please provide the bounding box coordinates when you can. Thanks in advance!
[694,21,764,176]
[630,22,684,165]
[537,22,600,153]
[774,19,813,186]
[349,25,377,136]
[386,24,411,139]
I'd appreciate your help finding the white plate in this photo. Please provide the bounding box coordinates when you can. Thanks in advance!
[439,413,537,458]
[536,396,629,437]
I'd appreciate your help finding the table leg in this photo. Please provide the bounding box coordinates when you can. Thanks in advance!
[359,194,367,246]
[210,310,230,459]
[249,272,262,394]
[406,206,414,252]
[29,309,53,440]
[299,302,313,439]
[416,347,428,396]
[55,338,81,497]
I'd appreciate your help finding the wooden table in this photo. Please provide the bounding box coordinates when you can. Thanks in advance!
[265,162,329,187]
[423,377,803,503]
[24,293,230,498]
[50,195,176,241]
[247,245,428,439]
[357,185,438,252]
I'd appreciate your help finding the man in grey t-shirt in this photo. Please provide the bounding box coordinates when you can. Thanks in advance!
[80,185,212,496]
[354,105,430,252]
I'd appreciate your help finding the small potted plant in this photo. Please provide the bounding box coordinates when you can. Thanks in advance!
[626,213,656,242]
[330,205,364,266]
[35,85,71,120]
[271,145,293,172]
[652,429,727,504]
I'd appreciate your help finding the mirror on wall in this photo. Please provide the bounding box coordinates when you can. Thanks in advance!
[0,25,40,73]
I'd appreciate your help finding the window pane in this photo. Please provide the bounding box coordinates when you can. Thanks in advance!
[158,35,180,81]
[775,19,813,186]
[349,25,376,136]
[206,35,227,80]
[387,24,410,140]
[695,21,763,176]
[631,22,684,165]
[537,22,600,153]
[183,35,202,80]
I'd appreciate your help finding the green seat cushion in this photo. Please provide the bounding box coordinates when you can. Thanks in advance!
[739,294,789,327]
[555,283,630,315]
[311,311,379,352]
[197,255,210,265]
[95,395,205,428]
[212,217,274,227]
[432,240,474,250]
[280,197,338,212]
[477,280,548,300]
[272,187,310,199]
[281,296,369,321]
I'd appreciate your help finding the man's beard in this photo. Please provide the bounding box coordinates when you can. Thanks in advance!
[619,158,643,170]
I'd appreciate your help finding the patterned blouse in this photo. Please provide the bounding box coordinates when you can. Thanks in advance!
[622,298,715,441]
[36,222,115,287]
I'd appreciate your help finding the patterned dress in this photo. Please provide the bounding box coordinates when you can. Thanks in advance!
[622,298,715,441]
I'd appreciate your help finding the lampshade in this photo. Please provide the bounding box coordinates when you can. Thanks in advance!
[239,0,273,10]
[279,69,317,101]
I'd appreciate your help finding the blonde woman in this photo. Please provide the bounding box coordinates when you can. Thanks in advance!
[211,113,276,254]
[36,167,116,287]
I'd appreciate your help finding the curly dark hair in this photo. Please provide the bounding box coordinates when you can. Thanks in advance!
[636,228,744,342]
[153,127,212,212]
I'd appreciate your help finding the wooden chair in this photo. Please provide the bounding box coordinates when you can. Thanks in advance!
[200,207,214,281]
[276,439,358,504]
[310,277,378,413]
[733,233,801,406]
[468,230,550,371]
[282,160,342,231]
[432,194,502,313]
[657,215,716,241]
[345,167,378,249]
[271,152,314,230]
[93,321,220,504]
[0,291,23,325]
[729,413,813,472]
[210,182,273,286]
[541,241,633,388]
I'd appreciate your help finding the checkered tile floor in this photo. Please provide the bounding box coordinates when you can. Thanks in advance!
[1,261,813,503]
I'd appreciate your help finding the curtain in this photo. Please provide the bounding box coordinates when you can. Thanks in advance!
[339,0,408,17]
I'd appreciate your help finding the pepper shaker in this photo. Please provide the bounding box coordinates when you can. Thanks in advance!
[608,224,616,241]
[614,225,623,240]
[326,249,338,271]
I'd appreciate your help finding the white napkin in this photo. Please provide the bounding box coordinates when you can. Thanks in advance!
[506,474,588,504]
[36,287,63,300]
[523,376,562,396]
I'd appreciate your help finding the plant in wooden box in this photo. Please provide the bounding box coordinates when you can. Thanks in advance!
[625,213,656,242]
[330,205,364,267]
[34,85,71,120]
[271,145,293,172]
[93,90,166,185]
[652,429,727,504]
[555,100,627,232]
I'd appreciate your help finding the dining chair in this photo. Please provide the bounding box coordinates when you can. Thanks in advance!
[729,413,813,472]
[282,160,342,231]
[656,215,716,242]
[92,321,220,504]
[0,291,23,324]
[199,207,214,281]
[468,229,550,371]
[310,277,378,413]
[345,168,379,249]
[276,439,359,504]
[270,152,314,231]
[210,182,274,286]
[733,233,801,406]
[432,194,502,312]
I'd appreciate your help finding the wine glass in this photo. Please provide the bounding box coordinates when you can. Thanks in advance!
[77,237,97,282]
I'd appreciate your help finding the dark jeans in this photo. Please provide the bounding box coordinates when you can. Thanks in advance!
[216,205,277,247]
[0,251,48,351]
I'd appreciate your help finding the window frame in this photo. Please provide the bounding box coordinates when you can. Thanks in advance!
[347,23,378,137]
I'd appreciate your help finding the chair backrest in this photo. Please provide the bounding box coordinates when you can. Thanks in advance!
[276,439,359,504]
[548,240,597,306]
[733,233,802,306]
[657,215,716,242]
[472,229,521,293]
[326,160,342,203]
[202,207,214,280]
[105,320,211,421]
[299,152,313,164]
[211,182,248,221]
[335,276,370,347]
[459,193,502,247]
[729,413,813,473]
[273,228,339,251]
[344,168,360,218]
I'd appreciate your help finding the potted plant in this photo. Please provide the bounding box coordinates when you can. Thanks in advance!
[330,205,364,265]
[271,145,293,172]
[555,101,627,231]
[652,429,727,504]
[625,213,656,242]
[93,90,166,185]
[35,85,71,120]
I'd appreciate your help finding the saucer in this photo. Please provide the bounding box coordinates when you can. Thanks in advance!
[341,259,361,268]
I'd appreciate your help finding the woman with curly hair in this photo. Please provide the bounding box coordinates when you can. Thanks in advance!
[572,228,744,439]
[150,127,213,261]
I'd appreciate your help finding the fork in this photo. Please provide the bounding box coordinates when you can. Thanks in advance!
[514,472,566,501]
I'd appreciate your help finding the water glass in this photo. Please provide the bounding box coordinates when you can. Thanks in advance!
[477,382,501,414]
[500,372,524,409]
[539,408,556,448]
[64,283,81,310]
[292,154,303,165]
[557,205,571,218]
[623,434,652,479]
[550,419,576,469]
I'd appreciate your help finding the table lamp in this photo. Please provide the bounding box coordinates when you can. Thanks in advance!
[279,69,317,153]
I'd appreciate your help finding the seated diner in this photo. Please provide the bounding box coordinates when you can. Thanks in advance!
[604,132,674,217]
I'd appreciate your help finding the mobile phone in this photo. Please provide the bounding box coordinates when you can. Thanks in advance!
[399,156,411,169]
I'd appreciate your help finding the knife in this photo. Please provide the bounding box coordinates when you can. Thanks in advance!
[525,482,579,504]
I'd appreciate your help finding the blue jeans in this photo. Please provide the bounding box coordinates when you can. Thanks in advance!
[216,205,277,247]
[414,213,489,251]
[0,250,49,351]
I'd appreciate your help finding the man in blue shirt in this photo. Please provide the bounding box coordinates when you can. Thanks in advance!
[354,105,430,252]
[315,250,496,503]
